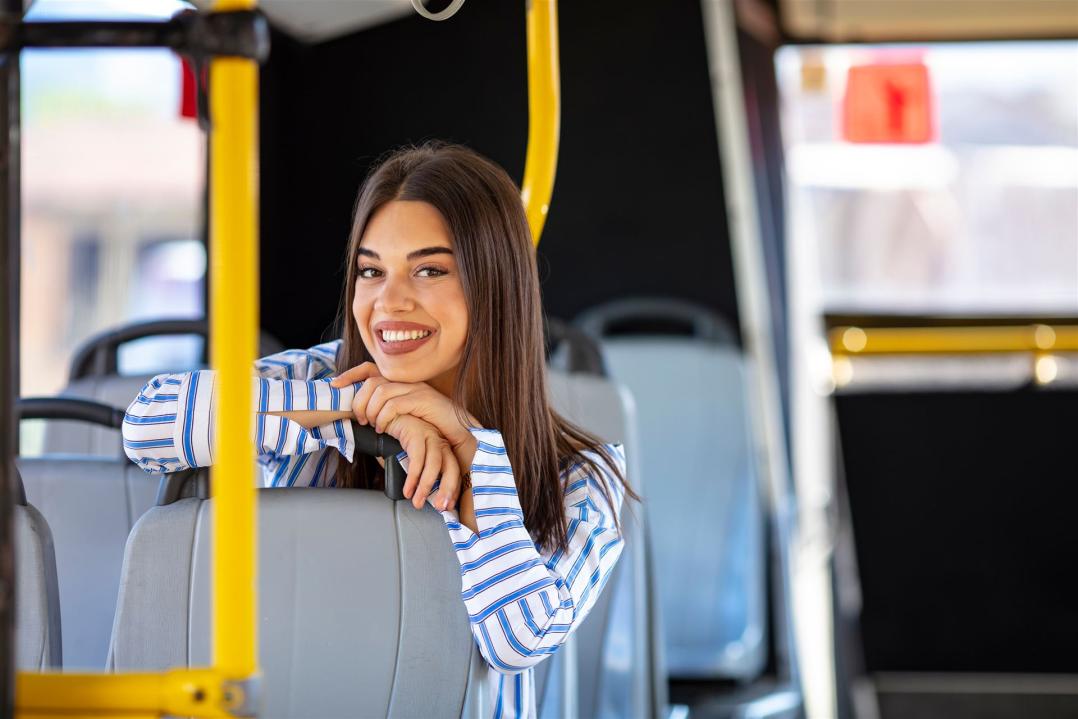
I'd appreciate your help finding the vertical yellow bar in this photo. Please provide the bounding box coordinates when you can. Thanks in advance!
[210,0,258,681]
[520,0,560,245]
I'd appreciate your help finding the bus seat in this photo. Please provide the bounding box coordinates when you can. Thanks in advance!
[18,457,156,669]
[109,487,473,718]
[546,362,664,718]
[12,467,62,670]
[41,319,283,457]
[43,376,157,457]
[17,397,158,669]
[576,299,768,681]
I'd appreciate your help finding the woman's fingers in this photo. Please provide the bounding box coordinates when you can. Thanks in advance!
[435,445,461,511]
[381,414,461,512]
[366,384,416,429]
[350,375,388,425]
[402,432,424,500]
[414,436,443,510]
[330,361,380,388]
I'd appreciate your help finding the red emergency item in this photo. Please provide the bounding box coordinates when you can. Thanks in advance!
[180,56,199,120]
[842,63,935,144]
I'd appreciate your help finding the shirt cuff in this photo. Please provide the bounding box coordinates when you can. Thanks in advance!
[254,376,360,463]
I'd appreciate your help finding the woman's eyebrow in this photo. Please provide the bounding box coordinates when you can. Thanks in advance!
[407,247,453,260]
[356,246,452,261]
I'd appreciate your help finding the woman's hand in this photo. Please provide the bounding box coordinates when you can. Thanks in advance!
[383,413,462,512]
[331,362,479,469]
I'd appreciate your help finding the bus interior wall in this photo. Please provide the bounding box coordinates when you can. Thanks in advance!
[257,0,741,350]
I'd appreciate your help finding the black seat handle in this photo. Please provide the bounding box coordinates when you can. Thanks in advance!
[574,297,736,344]
[545,317,607,377]
[16,396,125,429]
[69,318,285,380]
[353,425,407,501]
[156,425,409,504]
[69,318,209,380]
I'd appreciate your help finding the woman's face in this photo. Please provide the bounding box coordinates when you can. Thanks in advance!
[352,200,469,391]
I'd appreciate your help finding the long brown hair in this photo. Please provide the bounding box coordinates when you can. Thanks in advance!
[333,142,638,551]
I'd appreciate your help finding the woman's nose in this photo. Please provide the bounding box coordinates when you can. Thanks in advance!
[376,274,416,313]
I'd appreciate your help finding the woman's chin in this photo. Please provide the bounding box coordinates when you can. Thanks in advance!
[377,362,434,384]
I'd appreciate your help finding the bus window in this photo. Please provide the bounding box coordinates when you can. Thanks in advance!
[776,41,1078,316]
[20,0,204,454]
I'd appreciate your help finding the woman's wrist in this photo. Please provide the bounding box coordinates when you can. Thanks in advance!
[451,433,478,473]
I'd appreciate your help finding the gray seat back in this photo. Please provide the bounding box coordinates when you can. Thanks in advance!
[41,376,151,457]
[110,488,473,718]
[12,469,62,670]
[40,320,283,457]
[18,457,157,668]
[546,371,660,719]
[596,338,767,680]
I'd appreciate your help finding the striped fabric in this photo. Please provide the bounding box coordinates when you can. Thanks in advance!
[123,341,356,488]
[122,340,627,718]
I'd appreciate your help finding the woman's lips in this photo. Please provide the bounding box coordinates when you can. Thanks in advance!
[373,323,436,356]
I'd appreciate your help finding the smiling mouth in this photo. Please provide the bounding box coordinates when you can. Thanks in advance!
[374,326,436,355]
[380,329,432,343]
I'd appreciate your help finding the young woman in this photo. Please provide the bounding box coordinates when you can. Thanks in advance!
[123,142,637,718]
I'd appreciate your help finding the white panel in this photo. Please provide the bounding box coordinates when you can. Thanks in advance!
[193,0,414,43]
[780,0,1078,41]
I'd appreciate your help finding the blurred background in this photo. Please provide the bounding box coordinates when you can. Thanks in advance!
[14,0,1078,717]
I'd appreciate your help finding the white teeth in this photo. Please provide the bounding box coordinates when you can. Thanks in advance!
[381,329,431,343]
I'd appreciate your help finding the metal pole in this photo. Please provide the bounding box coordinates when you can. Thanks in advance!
[210,0,259,686]
[699,0,816,715]
[0,0,19,713]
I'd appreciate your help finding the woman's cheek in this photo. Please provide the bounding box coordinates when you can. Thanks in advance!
[352,293,370,331]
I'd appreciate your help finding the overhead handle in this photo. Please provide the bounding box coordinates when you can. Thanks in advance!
[410,0,467,21]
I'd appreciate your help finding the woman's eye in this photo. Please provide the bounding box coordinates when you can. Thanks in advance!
[358,266,383,279]
[416,266,448,278]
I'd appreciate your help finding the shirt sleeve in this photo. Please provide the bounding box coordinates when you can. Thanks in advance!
[404,429,627,674]
[122,341,361,476]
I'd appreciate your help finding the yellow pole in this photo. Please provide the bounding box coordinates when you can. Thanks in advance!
[16,3,261,716]
[210,0,259,684]
[520,0,560,245]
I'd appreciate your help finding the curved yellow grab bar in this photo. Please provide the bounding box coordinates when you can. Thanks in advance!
[830,324,1078,355]
[520,0,560,246]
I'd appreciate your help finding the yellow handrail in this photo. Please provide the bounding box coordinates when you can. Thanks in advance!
[209,0,259,685]
[520,0,560,246]
[17,670,238,718]
[17,1,261,715]
[830,324,1078,355]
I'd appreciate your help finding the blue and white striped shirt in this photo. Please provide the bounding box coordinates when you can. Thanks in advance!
[122,340,627,718]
